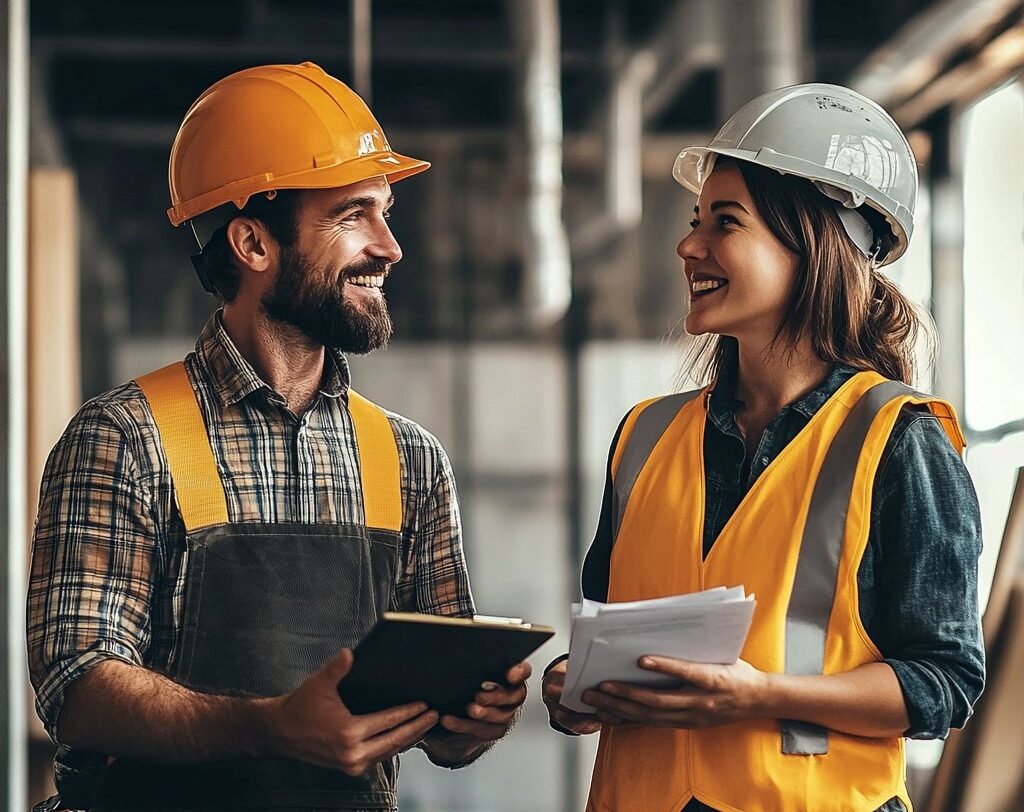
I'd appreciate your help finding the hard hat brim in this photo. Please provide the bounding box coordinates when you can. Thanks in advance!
[672,145,911,265]
[167,149,430,226]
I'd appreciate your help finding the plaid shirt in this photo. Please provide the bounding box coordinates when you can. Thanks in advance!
[27,312,475,741]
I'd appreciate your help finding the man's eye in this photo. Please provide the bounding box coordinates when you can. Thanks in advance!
[384,210,392,221]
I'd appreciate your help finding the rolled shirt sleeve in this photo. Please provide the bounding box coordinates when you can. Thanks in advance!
[388,416,475,620]
[26,399,160,740]
[866,412,986,739]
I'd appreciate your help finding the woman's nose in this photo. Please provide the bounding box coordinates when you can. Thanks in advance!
[677,229,706,262]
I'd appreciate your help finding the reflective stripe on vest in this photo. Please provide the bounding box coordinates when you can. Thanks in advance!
[781,379,915,754]
[136,361,402,533]
[612,389,704,540]
[611,379,918,755]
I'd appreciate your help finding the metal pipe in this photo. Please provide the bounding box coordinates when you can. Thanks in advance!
[351,0,372,102]
[510,0,572,328]
[604,5,652,233]
[721,0,806,117]
[1,0,29,808]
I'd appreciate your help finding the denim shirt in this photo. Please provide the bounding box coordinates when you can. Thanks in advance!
[580,364,986,811]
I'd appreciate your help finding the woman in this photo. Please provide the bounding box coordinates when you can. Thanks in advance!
[542,84,985,812]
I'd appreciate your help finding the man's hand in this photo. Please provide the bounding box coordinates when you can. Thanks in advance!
[438,660,532,741]
[264,648,439,775]
[582,655,769,729]
[542,659,605,735]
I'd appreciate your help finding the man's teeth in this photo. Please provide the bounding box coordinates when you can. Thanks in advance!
[349,275,385,288]
[692,279,726,293]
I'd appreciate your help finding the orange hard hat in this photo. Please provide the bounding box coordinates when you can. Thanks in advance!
[167,62,429,226]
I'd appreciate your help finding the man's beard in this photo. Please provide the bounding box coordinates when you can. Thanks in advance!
[262,247,393,354]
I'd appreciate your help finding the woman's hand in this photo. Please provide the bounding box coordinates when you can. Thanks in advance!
[582,655,770,729]
[542,659,607,735]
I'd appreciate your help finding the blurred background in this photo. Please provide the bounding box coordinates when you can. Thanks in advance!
[3,0,1024,810]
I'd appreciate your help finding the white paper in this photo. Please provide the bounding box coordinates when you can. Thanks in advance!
[561,586,756,713]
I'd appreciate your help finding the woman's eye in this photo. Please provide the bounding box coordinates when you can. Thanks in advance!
[717,215,738,228]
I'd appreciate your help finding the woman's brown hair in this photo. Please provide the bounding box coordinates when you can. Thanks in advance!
[685,157,931,387]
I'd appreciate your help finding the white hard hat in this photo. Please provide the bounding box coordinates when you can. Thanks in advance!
[673,83,918,265]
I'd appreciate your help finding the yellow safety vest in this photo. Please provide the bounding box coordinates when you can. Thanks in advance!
[586,371,965,812]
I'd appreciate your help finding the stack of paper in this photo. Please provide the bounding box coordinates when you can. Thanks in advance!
[561,586,756,713]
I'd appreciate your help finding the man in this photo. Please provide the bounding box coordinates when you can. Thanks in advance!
[27,62,529,812]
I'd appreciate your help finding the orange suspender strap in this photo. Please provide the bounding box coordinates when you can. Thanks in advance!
[347,389,403,533]
[136,362,229,532]
[136,363,403,534]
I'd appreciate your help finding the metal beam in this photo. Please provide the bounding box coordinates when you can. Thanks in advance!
[929,110,966,417]
[1,0,29,808]
[891,24,1024,126]
[848,0,1023,111]
[34,34,601,71]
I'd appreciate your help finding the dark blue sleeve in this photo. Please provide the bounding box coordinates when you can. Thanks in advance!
[861,408,986,740]
[580,413,630,603]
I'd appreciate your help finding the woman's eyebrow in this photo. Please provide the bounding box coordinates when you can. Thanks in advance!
[692,200,750,215]
[709,200,749,214]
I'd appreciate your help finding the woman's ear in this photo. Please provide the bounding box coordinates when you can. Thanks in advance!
[225,217,273,275]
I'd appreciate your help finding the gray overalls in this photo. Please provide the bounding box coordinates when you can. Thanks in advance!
[93,361,407,811]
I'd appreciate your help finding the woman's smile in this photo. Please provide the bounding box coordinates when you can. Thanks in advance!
[689,272,729,305]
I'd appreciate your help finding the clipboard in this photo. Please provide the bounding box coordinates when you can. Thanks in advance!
[337,612,555,716]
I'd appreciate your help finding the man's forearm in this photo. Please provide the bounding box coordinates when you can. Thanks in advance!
[58,659,274,763]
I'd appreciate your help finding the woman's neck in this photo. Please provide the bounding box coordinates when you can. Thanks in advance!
[732,338,832,419]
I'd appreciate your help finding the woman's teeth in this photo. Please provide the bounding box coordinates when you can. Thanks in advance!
[692,279,726,293]
[349,275,385,288]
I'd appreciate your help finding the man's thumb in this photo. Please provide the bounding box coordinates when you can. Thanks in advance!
[323,648,355,682]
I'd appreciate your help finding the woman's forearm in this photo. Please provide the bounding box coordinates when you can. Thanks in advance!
[761,662,909,738]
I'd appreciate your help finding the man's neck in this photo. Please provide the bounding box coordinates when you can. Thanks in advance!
[221,304,327,416]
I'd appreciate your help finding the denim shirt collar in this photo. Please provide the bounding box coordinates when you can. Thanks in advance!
[707,351,859,434]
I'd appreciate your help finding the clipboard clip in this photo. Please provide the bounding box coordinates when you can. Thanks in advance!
[473,613,531,628]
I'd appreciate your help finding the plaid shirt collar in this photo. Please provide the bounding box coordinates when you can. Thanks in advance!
[196,310,351,408]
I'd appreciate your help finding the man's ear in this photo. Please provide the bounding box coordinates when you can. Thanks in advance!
[225,217,273,274]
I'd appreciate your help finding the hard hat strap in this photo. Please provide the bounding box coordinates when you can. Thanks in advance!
[190,251,219,296]
[188,219,204,252]
[833,205,880,264]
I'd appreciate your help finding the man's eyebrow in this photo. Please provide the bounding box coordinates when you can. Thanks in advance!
[326,194,394,219]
